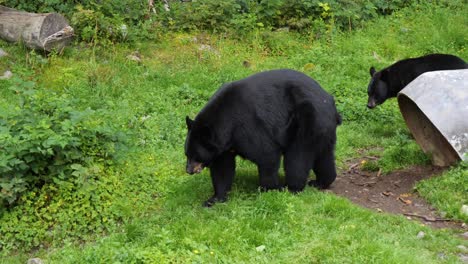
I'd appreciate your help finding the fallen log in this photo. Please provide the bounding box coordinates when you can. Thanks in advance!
[0,5,74,52]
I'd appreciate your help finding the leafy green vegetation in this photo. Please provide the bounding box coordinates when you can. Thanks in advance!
[3,0,459,43]
[0,80,124,207]
[0,2,467,263]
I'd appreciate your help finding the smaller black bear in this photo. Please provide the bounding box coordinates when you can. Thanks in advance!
[184,69,341,207]
[366,53,467,109]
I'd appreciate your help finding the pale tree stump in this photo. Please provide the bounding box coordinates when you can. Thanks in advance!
[0,5,74,52]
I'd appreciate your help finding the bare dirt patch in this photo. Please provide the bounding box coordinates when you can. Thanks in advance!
[330,158,466,230]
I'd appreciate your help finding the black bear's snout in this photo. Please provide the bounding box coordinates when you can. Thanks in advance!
[186,167,195,175]
[367,98,376,109]
[186,160,204,174]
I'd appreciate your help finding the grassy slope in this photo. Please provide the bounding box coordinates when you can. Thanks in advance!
[1,3,467,263]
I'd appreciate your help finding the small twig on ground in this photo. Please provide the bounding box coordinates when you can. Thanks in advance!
[382,191,393,197]
[373,51,382,62]
[348,162,360,171]
[403,213,455,222]
[354,181,377,187]
[364,156,380,160]
[377,168,382,177]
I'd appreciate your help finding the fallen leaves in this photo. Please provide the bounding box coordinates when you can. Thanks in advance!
[382,191,394,197]
[398,197,413,205]
[398,193,413,205]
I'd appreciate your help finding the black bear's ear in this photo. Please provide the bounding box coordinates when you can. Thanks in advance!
[186,116,194,130]
[380,69,390,82]
[369,67,376,76]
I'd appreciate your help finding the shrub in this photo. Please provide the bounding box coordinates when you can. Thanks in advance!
[163,0,245,32]
[0,78,122,208]
[1,0,148,43]
[3,0,459,42]
[156,0,413,34]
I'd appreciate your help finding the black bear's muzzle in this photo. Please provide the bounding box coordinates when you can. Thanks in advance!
[186,160,205,174]
[367,97,377,109]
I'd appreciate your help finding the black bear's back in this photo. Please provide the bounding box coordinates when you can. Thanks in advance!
[199,69,332,120]
[387,54,467,89]
[232,69,336,122]
[392,54,465,72]
[233,69,334,105]
[197,69,339,150]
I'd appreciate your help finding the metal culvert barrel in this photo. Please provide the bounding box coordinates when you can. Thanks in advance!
[397,69,468,167]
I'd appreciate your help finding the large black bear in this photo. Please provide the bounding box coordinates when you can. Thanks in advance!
[367,53,467,109]
[185,69,342,207]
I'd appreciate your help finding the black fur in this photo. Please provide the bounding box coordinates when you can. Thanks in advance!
[184,69,341,207]
[367,53,467,109]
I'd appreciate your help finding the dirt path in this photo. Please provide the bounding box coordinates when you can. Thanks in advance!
[330,158,466,230]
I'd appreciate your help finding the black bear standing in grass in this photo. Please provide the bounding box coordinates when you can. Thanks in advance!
[366,53,467,109]
[185,69,342,207]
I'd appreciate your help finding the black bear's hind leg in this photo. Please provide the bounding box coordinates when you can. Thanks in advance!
[204,152,236,207]
[309,149,336,189]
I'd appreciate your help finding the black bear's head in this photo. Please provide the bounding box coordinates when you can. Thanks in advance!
[367,67,389,109]
[184,116,220,175]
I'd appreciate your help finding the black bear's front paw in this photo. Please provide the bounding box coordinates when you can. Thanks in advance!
[308,180,330,189]
[203,195,227,207]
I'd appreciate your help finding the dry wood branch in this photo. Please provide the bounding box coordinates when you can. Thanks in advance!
[403,213,457,222]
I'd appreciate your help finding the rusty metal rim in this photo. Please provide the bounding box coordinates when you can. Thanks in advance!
[397,93,461,166]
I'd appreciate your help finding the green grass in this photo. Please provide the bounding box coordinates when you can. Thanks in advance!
[17,189,468,263]
[1,2,467,263]
[417,163,468,222]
